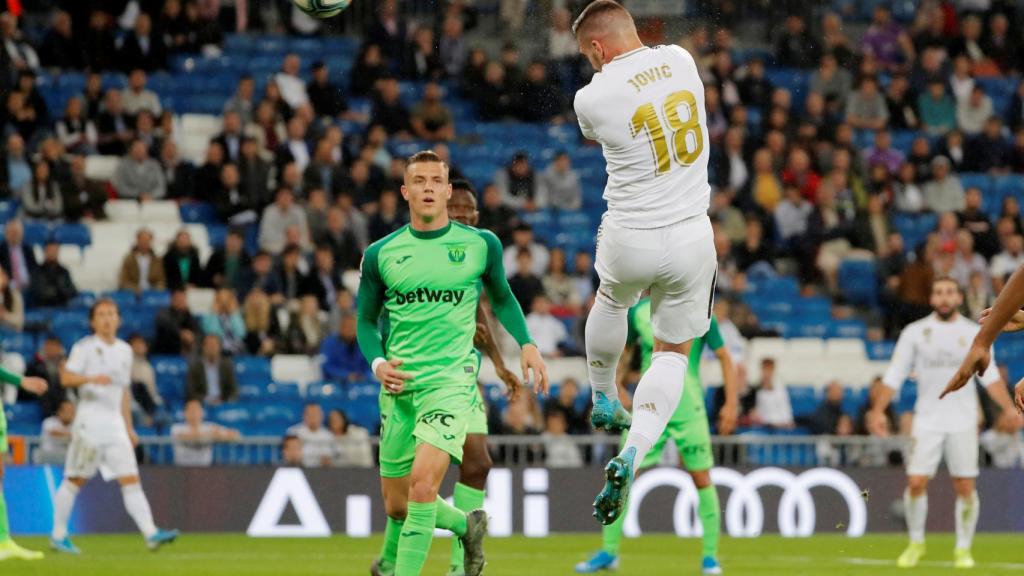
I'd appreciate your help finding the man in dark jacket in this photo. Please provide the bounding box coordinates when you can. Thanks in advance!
[116,13,167,72]
[163,230,204,290]
[29,242,76,307]
[317,207,363,272]
[152,288,199,355]
[205,228,251,295]
[185,334,239,405]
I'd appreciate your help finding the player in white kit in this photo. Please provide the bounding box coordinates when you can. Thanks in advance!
[49,299,179,554]
[572,1,718,525]
[869,278,1021,569]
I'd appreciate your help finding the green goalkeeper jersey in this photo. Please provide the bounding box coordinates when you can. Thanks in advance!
[357,221,533,391]
[627,298,724,421]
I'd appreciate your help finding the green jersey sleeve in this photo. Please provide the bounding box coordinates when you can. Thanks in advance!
[0,366,21,387]
[479,230,534,347]
[705,316,725,351]
[356,245,387,365]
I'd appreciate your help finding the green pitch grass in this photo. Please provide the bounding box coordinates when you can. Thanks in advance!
[10,533,1024,575]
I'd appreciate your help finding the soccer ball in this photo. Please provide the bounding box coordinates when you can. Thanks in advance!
[293,0,351,18]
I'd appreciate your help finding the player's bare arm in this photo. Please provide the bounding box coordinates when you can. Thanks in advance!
[59,367,112,387]
[474,303,522,399]
[716,347,739,436]
[18,376,48,396]
[867,385,897,434]
[121,388,138,447]
[946,267,1024,396]
[1014,380,1024,414]
[979,307,1024,332]
[982,379,1024,428]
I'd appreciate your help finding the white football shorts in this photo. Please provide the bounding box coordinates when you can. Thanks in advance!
[594,213,717,344]
[64,432,139,481]
[906,427,979,479]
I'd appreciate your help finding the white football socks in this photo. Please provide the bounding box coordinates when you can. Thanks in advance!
[904,489,928,544]
[954,490,979,550]
[51,481,80,541]
[584,296,629,400]
[622,352,688,472]
[122,483,158,539]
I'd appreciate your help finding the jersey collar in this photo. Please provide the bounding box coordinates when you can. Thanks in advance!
[408,221,451,240]
[607,45,649,67]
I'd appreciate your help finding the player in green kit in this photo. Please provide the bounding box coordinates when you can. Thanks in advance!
[369,179,524,576]
[0,366,48,561]
[575,297,737,575]
[358,151,548,576]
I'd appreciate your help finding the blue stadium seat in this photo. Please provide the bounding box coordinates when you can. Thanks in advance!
[141,290,171,307]
[306,381,345,399]
[790,319,828,338]
[787,386,819,418]
[897,380,917,413]
[838,260,878,306]
[53,223,91,247]
[1,330,36,359]
[866,340,895,360]
[68,291,97,310]
[210,404,253,426]
[266,382,302,400]
[8,401,43,424]
[0,201,18,224]
[23,222,50,246]
[102,290,139,308]
[239,385,263,401]
[52,311,90,332]
[180,202,220,225]
[841,387,869,416]
[828,319,868,339]
[236,356,272,387]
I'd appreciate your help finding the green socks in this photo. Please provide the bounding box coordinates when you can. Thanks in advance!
[379,516,404,569]
[449,483,485,568]
[0,490,8,544]
[395,501,437,576]
[698,485,721,559]
[434,496,467,537]
[601,499,626,555]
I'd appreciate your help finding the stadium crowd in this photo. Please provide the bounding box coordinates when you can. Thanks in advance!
[3,0,1024,468]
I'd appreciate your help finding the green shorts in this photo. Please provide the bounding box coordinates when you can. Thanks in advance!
[378,385,475,478]
[466,385,488,436]
[0,407,6,453]
[625,412,714,472]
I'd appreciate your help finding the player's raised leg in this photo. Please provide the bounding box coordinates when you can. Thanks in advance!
[0,370,47,561]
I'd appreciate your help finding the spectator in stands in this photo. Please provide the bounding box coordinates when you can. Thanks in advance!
[112,139,165,200]
[508,248,544,314]
[845,76,889,132]
[860,5,909,72]
[240,251,284,304]
[308,62,349,120]
[202,289,247,355]
[259,187,310,255]
[224,74,257,125]
[276,117,311,174]
[810,380,853,435]
[957,86,994,137]
[305,244,342,311]
[83,9,116,77]
[350,43,386,98]
[118,228,166,292]
[991,234,1024,294]
[128,334,167,430]
[2,134,30,199]
[478,184,518,245]
[243,289,280,356]
[27,335,65,417]
[275,245,308,304]
[303,139,344,198]
[476,61,513,121]
[251,101,285,155]
[543,377,588,435]
[368,190,406,242]
[288,403,334,468]
[751,358,794,429]
[0,220,35,292]
[2,91,39,145]
[117,13,167,72]
[206,228,251,294]
[984,13,1018,75]
[922,156,964,214]
[320,312,371,384]
[39,10,81,70]
[214,111,245,163]
[516,61,565,123]
[810,53,852,112]
[865,131,905,175]
[526,295,569,358]
[949,56,975,105]
[536,152,582,211]
[885,74,918,131]
[186,334,239,406]
[937,129,967,173]
[238,137,272,207]
[0,266,22,332]
[22,161,63,220]
[572,251,596,305]
[281,295,327,355]
[918,79,957,136]
[775,15,819,69]
[497,392,541,436]
[856,377,897,438]
[318,207,362,272]
[959,188,999,259]
[410,82,454,142]
[495,152,538,211]
[967,117,1012,173]
[281,435,304,466]
[774,184,814,250]
[58,156,100,222]
[194,141,226,200]
[163,229,204,290]
[215,163,258,226]
[121,69,162,117]
[55,97,97,156]
[133,111,160,155]
[542,248,581,317]
[79,71,104,121]
[38,400,74,465]
[404,26,443,81]
[172,399,241,467]
[440,15,468,78]
[541,410,582,468]
[734,216,774,275]
[371,77,412,139]
[29,241,76,308]
[503,223,548,278]
[152,286,198,354]
[328,409,373,468]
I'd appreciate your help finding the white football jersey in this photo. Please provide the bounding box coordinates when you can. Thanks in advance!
[882,314,998,432]
[65,335,134,443]
[575,45,711,229]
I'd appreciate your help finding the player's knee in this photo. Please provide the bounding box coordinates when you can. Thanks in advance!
[384,502,407,521]
[118,475,140,487]
[70,477,88,488]
[408,477,441,503]
[460,454,492,489]
[907,476,928,495]
[689,470,712,489]
[952,478,975,498]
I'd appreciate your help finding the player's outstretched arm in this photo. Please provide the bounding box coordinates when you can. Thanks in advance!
[0,365,47,395]
[979,308,1024,332]
[355,249,412,394]
[478,230,548,394]
[475,303,522,399]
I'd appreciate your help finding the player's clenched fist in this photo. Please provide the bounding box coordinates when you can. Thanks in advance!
[375,359,413,394]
